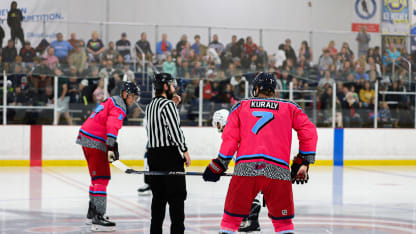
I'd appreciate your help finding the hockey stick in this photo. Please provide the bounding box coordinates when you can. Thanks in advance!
[112,160,233,176]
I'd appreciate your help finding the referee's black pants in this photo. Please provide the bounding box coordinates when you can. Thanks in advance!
[148,146,187,234]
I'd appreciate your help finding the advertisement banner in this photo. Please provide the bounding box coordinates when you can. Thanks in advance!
[352,0,381,32]
[381,35,406,54]
[381,0,410,34]
[0,0,67,48]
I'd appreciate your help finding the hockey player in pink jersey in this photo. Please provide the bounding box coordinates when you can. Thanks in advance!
[203,73,318,234]
[76,81,140,232]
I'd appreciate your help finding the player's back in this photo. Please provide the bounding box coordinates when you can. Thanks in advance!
[234,98,298,167]
[80,96,127,142]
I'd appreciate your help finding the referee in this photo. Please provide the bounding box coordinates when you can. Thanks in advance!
[145,72,191,234]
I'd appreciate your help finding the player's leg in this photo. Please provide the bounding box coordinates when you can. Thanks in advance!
[83,147,115,232]
[262,178,294,233]
[220,176,261,233]
[238,192,262,233]
[83,147,95,225]
[138,151,151,195]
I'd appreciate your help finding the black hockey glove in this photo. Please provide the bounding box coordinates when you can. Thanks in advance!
[203,158,226,182]
[290,155,309,184]
[107,142,119,163]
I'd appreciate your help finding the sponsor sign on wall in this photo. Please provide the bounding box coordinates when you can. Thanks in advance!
[381,0,410,34]
[352,0,381,32]
[0,0,67,47]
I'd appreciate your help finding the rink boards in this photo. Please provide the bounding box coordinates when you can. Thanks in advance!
[0,125,415,166]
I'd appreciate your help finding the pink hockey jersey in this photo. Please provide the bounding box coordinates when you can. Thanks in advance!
[76,96,127,152]
[218,98,317,180]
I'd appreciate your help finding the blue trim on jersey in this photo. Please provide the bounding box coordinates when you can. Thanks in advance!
[230,103,241,114]
[299,150,316,155]
[110,97,127,115]
[236,154,289,167]
[79,129,106,142]
[218,152,233,159]
[107,133,117,139]
[251,98,302,110]
[118,113,124,120]
[224,209,249,218]
[89,190,107,195]
[268,214,294,220]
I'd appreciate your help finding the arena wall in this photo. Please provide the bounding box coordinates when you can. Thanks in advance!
[0,126,415,166]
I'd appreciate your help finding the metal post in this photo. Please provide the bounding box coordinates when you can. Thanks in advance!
[198,79,203,127]
[3,71,7,125]
[289,82,293,101]
[312,92,317,124]
[208,27,212,44]
[374,80,379,128]
[392,58,395,81]
[135,44,146,83]
[105,0,110,44]
[99,22,104,43]
[332,82,336,128]
[104,77,109,99]
[244,80,249,99]
[309,31,313,54]
[259,29,263,47]
[155,24,159,55]
[53,76,58,125]
[409,61,412,91]
[42,19,46,39]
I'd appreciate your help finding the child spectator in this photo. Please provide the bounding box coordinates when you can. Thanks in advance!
[19,41,35,63]
[163,55,176,77]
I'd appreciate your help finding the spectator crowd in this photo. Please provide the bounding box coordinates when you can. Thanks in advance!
[0,25,415,127]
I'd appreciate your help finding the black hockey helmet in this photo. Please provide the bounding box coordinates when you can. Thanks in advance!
[252,72,277,96]
[120,81,140,101]
[153,72,177,91]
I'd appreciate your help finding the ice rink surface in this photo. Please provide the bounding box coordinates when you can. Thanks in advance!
[1,165,415,234]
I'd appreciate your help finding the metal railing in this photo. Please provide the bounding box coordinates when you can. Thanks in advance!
[1,70,415,128]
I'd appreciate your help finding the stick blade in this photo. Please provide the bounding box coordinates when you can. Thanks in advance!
[111,160,130,172]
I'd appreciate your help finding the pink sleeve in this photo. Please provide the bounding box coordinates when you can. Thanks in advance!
[218,102,241,161]
[292,105,318,163]
[105,99,126,146]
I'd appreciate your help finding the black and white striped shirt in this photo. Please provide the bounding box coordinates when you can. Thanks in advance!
[145,96,187,152]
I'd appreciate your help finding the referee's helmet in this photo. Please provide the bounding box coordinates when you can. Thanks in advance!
[153,73,177,91]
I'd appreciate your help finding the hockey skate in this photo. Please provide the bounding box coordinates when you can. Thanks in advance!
[85,202,110,225]
[91,213,116,232]
[238,219,260,233]
[85,201,94,225]
[137,184,151,196]
[238,199,261,234]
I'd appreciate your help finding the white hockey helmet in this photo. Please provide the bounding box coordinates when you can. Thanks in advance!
[212,109,229,132]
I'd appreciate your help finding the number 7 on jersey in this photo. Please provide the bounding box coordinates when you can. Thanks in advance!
[251,111,274,134]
